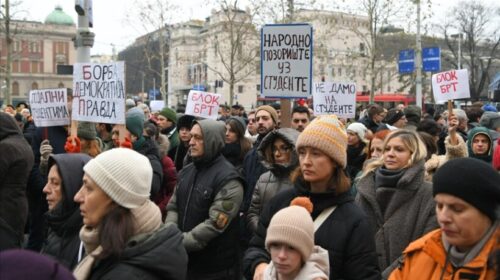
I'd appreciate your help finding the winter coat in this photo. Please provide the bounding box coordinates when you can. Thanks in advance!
[359,117,380,134]
[264,246,330,280]
[347,142,367,181]
[42,153,91,269]
[355,160,438,277]
[165,119,244,276]
[135,137,163,198]
[87,223,188,280]
[246,128,299,234]
[388,227,499,280]
[166,128,180,160]
[424,134,468,181]
[244,180,381,280]
[242,135,269,212]
[0,113,34,250]
[153,155,177,221]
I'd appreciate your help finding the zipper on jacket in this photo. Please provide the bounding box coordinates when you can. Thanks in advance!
[182,173,197,230]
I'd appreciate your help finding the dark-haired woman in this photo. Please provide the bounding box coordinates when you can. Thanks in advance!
[224,116,252,170]
[244,115,380,280]
[73,148,187,280]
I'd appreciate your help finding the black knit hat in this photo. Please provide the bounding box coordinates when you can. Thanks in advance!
[384,109,405,125]
[433,157,500,221]
[177,114,196,130]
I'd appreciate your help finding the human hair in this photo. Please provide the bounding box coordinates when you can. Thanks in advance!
[81,139,101,158]
[417,119,441,137]
[367,104,384,118]
[363,129,428,176]
[290,164,351,196]
[97,205,135,260]
[367,129,391,159]
[226,118,252,161]
[417,131,437,160]
[292,106,310,118]
[466,107,484,123]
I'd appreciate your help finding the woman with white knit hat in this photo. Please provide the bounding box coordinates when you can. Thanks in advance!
[244,115,380,280]
[73,148,187,280]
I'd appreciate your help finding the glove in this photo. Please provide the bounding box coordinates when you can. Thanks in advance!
[64,136,81,153]
[39,139,53,175]
[120,137,133,149]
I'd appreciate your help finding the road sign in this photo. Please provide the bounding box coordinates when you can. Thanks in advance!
[398,49,415,74]
[261,23,313,99]
[149,89,160,100]
[422,47,441,72]
[192,84,206,91]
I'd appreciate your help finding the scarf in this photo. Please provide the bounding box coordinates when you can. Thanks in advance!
[73,200,162,280]
[374,167,406,215]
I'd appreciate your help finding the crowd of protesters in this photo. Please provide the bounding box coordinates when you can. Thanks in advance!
[0,98,499,280]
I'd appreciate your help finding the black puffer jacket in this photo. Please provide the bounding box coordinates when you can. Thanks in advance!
[0,112,34,250]
[88,223,188,280]
[243,179,381,280]
[135,137,163,198]
[42,153,91,269]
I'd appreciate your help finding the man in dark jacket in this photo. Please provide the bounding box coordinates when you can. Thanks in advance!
[166,119,244,279]
[0,112,34,250]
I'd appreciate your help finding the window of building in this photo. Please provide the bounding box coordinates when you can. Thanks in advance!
[32,82,39,90]
[238,85,244,93]
[13,41,21,52]
[30,41,40,53]
[31,61,40,73]
[362,85,368,92]
[58,82,65,88]
[12,60,19,72]
[256,84,260,91]
[12,82,19,96]
[338,67,342,76]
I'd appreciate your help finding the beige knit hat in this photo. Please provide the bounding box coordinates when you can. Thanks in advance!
[83,148,152,209]
[296,114,348,168]
[256,105,279,125]
[265,205,315,261]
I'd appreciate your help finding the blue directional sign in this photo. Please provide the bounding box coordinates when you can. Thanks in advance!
[398,49,415,74]
[192,84,206,91]
[148,88,160,100]
[422,47,441,72]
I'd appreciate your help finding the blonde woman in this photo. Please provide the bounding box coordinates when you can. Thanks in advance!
[355,129,438,277]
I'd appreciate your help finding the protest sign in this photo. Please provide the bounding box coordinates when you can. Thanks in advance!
[432,69,470,103]
[29,88,70,127]
[185,90,221,120]
[313,81,356,118]
[261,24,313,99]
[150,100,165,113]
[72,61,126,124]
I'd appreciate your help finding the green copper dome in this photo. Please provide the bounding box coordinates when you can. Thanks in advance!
[45,5,75,26]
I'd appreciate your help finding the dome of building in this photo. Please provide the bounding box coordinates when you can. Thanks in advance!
[45,5,75,26]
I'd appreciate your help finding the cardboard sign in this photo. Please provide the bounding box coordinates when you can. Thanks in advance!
[432,69,470,103]
[313,81,356,118]
[261,24,313,98]
[149,100,165,112]
[29,88,70,127]
[72,61,126,124]
[185,90,221,120]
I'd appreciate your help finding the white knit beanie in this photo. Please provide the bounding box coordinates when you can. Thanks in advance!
[265,205,315,262]
[83,148,152,209]
[347,122,367,141]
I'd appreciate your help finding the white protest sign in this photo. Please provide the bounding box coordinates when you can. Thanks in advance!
[72,61,126,124]
[185,90,222,120]
[29,88,70,127]
[150,100,165,112]
[261,24,313,98]
[432,69,470,103]
[313,81,356,118]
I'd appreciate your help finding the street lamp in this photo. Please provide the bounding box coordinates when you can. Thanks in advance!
[450,33,463,69]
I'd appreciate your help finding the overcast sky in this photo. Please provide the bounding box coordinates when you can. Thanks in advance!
[14,0,499,55]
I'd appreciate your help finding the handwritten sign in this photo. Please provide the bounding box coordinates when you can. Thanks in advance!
[72,61,126,124]
[432,69,470,103]
[149,100,165,113]
[185,90,221,120]
[29,88,70,127]
[313,81,356,118]
[261,24,313,98]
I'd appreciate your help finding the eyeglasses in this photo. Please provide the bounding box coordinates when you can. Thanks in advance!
[272,145,291,154]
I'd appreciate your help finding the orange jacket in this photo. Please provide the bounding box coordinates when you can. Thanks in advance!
[389,228,499,280]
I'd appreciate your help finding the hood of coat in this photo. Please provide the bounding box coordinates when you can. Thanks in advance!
[48,153,92,214]
[467,126,493,160]
[257,128,299,174]
[118,223,187,279]
[192,119,225,165]
[0,112,23,141]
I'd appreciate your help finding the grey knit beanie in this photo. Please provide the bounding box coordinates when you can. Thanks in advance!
[77,122,97,140]
[83,148,152,209]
